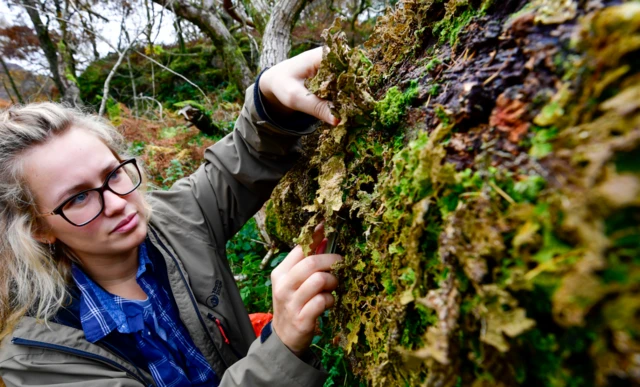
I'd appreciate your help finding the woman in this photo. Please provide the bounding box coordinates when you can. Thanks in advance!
[0,47,341,386]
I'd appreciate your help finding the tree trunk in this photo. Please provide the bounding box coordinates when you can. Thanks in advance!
[2,78,16,104]
[21,0,65,96]
[0,57,25,104]
[152,0,254,91]
[265,1,640,386]
[21,0,82,106]
[54,0,82,106]
[259,0,310,69]
[240,0,270,34]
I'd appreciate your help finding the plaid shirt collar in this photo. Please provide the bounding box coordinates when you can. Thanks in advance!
[71,242,154,343]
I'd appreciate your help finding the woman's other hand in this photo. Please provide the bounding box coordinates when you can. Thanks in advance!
[270,224,341,356]
[258,47,340,126]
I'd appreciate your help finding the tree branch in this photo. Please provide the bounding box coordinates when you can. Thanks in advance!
[135,49,211,104]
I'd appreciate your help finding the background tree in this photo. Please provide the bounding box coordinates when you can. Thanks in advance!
[0,25,40,103]
[20,0,82,105]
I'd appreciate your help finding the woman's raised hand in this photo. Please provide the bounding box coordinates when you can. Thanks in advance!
[258,47,339,126]
[269,224,341,356]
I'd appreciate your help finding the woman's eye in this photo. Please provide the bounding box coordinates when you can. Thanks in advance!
[109,169,121,181]
[70,192,89,206]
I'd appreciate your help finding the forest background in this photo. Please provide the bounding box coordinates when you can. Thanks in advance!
[1,0,639,386]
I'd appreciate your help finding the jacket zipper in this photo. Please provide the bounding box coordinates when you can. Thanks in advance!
[149,227,230,370]
[12,337,152,387]
[208,313,230,344]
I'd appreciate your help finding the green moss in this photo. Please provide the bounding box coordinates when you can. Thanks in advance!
[375,81,419,129]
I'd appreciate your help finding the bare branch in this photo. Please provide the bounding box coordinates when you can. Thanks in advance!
[137,95,163,121]
[135,49,211,104]
[98,37,141,116]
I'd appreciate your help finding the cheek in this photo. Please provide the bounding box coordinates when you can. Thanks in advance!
[50,215,103,237]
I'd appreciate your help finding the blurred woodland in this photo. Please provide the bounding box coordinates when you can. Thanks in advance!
[1,0,640,386]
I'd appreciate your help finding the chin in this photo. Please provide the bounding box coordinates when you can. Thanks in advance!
[111,217,148,251]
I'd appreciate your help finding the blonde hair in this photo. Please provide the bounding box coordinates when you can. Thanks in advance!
[0,103,150,341]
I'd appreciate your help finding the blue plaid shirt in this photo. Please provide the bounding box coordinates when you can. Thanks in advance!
[71,242,218,386]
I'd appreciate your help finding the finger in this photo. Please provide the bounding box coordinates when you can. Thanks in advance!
[289,84,339,126]
[286,254,342,290]
[304,47,324,77]
[292,272,338,311]
[289,47,324,78]
[299,292,335,323]
[272,245,305,278]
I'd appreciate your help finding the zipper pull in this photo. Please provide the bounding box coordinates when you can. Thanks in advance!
[209,313,230,345]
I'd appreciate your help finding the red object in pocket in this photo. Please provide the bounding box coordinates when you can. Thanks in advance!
[249,313,273,337]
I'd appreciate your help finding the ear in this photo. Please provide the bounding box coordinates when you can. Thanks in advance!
[32,221,56,245]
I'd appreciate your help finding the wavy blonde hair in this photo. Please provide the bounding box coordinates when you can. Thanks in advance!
[0,103,151,341]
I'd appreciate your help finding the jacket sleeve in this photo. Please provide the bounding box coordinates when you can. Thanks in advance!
[151,78,318,248]
[221,322,327,387]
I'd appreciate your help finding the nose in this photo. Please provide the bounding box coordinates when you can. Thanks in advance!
[102,190,128,217]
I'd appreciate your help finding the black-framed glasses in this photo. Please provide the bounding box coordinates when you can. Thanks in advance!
[40,158,142,227]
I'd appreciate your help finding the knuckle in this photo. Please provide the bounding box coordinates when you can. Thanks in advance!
[309,272,326,289]
[302,257,317,273]
[273,287,285,302]
[313,102,325,118]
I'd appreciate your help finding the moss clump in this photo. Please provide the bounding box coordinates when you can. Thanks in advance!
[375,81,419,129]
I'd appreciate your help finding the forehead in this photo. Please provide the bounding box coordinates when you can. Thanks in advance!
[22,127,118,204]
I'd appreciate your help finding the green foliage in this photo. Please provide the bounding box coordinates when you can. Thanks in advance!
[129,140,146,156]
[162,159,185,188]
[529,126,558,159]
[106,97,122,126]
[226,218,277,313]
[78,44,232,109]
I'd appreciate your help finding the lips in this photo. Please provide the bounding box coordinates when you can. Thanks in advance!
[112,212,139,233]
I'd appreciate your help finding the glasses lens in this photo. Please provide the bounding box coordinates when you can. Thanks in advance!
[108,162,141,195]
[61,190,103,225]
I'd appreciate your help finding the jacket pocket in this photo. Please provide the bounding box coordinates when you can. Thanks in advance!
[206,313,242,359]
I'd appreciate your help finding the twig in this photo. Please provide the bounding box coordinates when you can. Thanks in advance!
[99,31,144,116]
[137,95,164,121]
[259,247,278,270]
[488,180,515,205]
[135,50,211,104]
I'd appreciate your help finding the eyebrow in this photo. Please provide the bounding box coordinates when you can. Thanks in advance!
[54,160,121,205]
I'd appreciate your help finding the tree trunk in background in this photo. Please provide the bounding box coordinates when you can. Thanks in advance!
[152,0,254,91]
[21,0,65,96]
[259,0,310,69]
[53,0,82,106]
[0,57,25,104]
[240,0,270,34]
[21,0,82,106]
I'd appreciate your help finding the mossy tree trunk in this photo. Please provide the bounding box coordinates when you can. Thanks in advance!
[21,0,65,99]
[0,57,24,104]
[266,0,640,385]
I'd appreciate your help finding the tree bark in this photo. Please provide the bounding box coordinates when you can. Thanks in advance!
[240,0,270,34]
[0,57,25,104]
[21,0,65,96]
[152,0,254,91]
[259,0,310,69]
[21,0,82,106]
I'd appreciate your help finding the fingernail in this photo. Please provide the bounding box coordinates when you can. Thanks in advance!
[315,238,328,255]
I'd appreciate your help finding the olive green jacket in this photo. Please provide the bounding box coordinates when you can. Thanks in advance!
[0,85,327,387]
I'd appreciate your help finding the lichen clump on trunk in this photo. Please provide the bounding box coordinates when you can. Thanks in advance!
[267,0,640,385]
